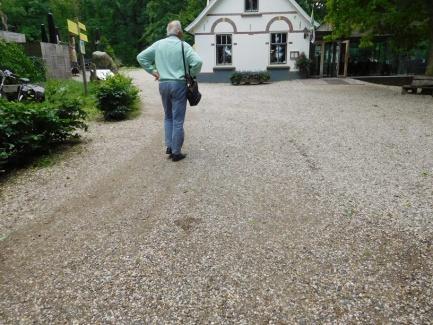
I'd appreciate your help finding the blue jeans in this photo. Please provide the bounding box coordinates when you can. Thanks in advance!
[159,82,187,155]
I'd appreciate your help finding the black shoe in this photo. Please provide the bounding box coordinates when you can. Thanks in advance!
[166,148,172,155]
[172,153,186,162]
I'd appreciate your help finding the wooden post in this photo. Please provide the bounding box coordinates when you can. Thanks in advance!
[76,18,88,96]
[319,41,325,77]
[80,49,88,96]
[335,42,340,78]
[344,40,350,77]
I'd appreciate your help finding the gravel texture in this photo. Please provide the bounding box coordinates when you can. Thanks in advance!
[1,70,432,323]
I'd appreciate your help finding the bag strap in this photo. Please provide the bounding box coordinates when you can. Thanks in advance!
[181,41,190,80]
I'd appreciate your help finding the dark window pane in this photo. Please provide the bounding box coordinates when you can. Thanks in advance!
[271,33,287,45]
[270,45,277,63]
[216,34,232,65]
[246,0,258,11]
[217,45,232,64]
[270,44,286,64]
[277,45,286,62]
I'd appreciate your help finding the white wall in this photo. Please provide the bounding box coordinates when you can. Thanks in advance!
[195,35,215,73]
[193,0,313,73]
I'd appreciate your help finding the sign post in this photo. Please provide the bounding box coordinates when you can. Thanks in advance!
[67,18,89,96]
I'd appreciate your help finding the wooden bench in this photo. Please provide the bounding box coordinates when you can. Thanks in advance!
[402,76,433,96]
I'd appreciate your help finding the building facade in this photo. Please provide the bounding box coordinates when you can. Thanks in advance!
[186,0,316,82]
[310,24,428,80]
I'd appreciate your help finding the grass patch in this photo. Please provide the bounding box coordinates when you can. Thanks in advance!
[45,80,100,121]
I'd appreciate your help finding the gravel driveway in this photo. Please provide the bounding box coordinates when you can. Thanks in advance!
[1,70,432,323]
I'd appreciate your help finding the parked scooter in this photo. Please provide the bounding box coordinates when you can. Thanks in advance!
[0,70,45,102]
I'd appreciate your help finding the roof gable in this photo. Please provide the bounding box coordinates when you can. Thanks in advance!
[186,0,318,33]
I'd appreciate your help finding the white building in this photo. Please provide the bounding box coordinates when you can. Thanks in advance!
[186,0,317,82]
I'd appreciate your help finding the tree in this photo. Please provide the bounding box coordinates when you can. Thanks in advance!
[2,0,78,40]
[297,0,327,22]
[0,1,8,30]
[325,0,433,76]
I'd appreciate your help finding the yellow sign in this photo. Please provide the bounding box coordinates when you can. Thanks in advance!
[78,22,86,31]
[67,19,79,35]
[79,33,88,42]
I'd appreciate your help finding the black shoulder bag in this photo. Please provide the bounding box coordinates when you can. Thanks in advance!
[181,41,202,106]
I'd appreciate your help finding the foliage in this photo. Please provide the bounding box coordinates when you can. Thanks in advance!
[0,40,45,81]
[1,0,323,67]
[297,0,327,22]
[295,52,312,77]
[2,0,208,66]
[1,0,78,41]
[45,79,99,120]
[0,94,87,169]
[230,71,271,85]
[325,0,433,75]
[94,74,139,121]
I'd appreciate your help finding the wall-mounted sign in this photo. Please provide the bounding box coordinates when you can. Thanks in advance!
[79,40,86,54]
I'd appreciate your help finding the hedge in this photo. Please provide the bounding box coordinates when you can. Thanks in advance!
[0,96,87,170]
[0,40,45,82]
[230,71,271,85]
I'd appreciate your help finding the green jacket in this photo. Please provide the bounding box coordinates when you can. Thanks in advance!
[137,36,203,82]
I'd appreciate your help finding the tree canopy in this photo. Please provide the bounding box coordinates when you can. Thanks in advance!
[325,0,433,75]
[2,0,430,73]
[1,0,208,65]
[2,0,324,65]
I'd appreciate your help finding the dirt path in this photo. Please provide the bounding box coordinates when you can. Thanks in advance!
[1,71,432,323]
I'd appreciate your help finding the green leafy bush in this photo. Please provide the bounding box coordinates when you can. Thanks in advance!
[0,40,46,81]
[230,71,271,85]
[45,80,99,120]
[95,74,139,121]
[230,72,242,85]
[295,52,312,78]
[0,97,87,170]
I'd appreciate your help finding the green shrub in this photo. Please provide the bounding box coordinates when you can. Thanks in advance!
[0,40,46,81]
[230,71,271,85]
[259,71,271,83]
[230,72,243,85]
[295,52,312,78]
[0,97,87,169]
[95,74,139,121]
[45,80,99,120]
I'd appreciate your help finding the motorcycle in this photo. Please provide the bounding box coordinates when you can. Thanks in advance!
[0,70,45,102]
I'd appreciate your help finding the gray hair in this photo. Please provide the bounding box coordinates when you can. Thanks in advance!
[167,20,183,36]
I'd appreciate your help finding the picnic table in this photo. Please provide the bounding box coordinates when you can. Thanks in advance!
[402,76,433,96]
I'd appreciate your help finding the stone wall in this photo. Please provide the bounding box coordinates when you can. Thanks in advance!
[40,42,71,80]
[0,31,26,43]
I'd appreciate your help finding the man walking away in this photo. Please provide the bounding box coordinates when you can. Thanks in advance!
[137,21,203,162]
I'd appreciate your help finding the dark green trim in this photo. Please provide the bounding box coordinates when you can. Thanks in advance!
[213,66,236,71]
[267,65,291,70]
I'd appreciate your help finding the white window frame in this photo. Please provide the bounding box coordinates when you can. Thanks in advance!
[215,34,233,66]
[269,32,288,65]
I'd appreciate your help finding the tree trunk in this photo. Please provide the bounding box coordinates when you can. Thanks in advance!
[0,10,8,31]
[426,0,433,76]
